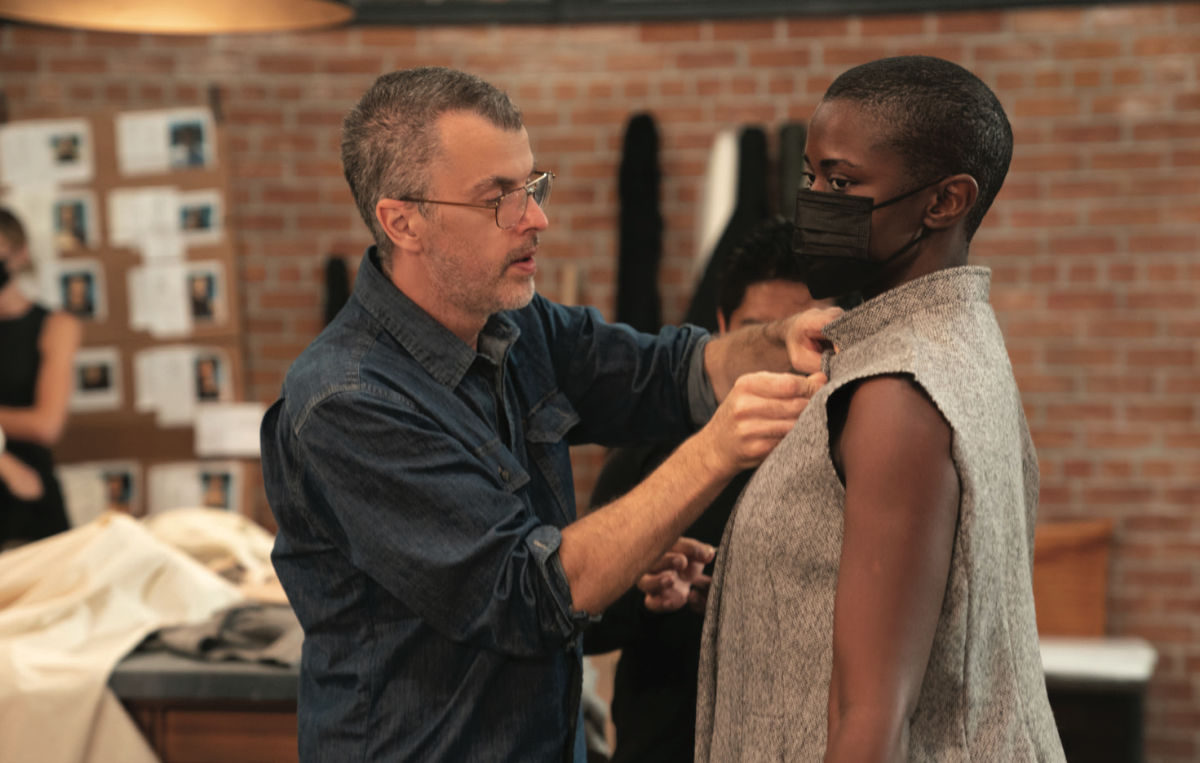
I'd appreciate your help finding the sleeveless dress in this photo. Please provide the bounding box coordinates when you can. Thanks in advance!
[696,267,1065,761]
[0,305,71,544]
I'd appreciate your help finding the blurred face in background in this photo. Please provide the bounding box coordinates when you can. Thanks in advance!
[717,279,835,335]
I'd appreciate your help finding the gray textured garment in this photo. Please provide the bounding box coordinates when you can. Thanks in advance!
[696,267,1065,762]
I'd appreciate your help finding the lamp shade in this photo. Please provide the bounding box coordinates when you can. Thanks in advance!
[0,0,354,35]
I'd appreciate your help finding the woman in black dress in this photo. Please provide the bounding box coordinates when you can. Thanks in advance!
[0,208,81,550]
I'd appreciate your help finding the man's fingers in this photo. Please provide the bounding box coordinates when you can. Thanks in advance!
[642,552,686,576]
[786,306,842,373]
[669,537,716,566]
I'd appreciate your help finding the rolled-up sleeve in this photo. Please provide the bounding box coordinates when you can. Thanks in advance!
[686,333,718,426]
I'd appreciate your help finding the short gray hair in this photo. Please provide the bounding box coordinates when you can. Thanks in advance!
[341,67,524,268]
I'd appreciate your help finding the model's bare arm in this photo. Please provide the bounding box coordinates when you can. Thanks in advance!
[824,376,959,763]
[0,311,81,445]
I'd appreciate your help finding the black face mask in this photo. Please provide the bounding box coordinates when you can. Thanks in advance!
[791,179,942,299]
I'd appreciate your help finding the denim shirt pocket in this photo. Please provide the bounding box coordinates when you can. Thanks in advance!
[475,435,531,495]
[524,390,581,526]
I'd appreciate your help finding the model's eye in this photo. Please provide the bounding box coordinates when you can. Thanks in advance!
[800,172,815,189]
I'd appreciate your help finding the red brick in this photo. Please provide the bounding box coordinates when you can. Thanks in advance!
[1085,375,1155,394]
[1047,234,1118,256]
[1072,69,1103,88]
[1055,40,1122,59]
[1133,34,1200,56]
[1134,121,1200,141]
[48,55,108,74]
[859,15,925,36]
[638,22,702,43]
[785,18,852,37]
[675,50,738,69]
[712,19,777,41]
[748,47,812,68]
[975,41,1047,62]
[935,11,1005,33]
[0,52,38,72]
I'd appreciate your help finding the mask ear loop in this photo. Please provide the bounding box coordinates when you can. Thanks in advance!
[870,176,948,211]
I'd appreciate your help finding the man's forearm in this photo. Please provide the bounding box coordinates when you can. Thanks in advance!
[703,307,838,401]
[559,432,733,615]
[704,321,791,401]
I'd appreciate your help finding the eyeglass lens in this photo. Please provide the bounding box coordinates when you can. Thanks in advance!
[497,173,552,229]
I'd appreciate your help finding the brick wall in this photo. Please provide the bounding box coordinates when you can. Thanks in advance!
[2,3,1197,758]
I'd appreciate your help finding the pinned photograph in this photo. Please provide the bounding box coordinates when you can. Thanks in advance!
[70,346,122,412]
[200,470,232,510]
[169,120,208,169]
[102,467,137,514]
[177,189,223,245]
[58,260,106,321]
[188,272,215,321]
[116,108,216,176]
[185,261,225,324]
[0,118,94,186]
[146,460,242,515]
[194,353,224,401]
[51,132,81,165]
[52,192,97,252]
[57,460,141,526]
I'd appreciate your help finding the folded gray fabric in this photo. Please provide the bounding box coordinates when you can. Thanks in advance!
[141,603,303,667]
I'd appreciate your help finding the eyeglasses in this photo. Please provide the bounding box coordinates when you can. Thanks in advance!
[399,170,554,230]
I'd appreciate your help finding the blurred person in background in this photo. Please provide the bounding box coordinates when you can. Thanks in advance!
[0,207,81,550]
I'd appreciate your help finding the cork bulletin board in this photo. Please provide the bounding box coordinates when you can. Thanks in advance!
[0,105,256,523]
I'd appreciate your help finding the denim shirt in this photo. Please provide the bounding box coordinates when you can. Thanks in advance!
[261,249,714,762]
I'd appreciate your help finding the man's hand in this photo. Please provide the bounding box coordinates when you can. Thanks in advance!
[637,537,714,613]
[784,306,842,374]
[699,370,828,479]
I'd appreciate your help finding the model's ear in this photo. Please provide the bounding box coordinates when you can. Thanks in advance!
[924,174,978,231]
[376,198,425,255]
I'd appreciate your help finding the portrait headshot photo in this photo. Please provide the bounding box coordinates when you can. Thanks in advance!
[195,353,223,401]
[200,470,232,510]
[178,190,224,246]
[188,272,217,321]
[103,469,135,514]
[53,198,89,251]
[180,203,212,232]
[168,120,207,168]
[60,268,97,319]
[69,346,122,412]
[51,132,81,165]
[78,361,111,392]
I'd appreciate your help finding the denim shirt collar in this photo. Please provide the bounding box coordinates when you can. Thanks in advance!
[353,247,520,389]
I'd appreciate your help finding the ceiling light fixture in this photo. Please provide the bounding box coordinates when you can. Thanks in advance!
[0,0,354,35]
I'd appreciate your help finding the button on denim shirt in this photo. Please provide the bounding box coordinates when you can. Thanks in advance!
[261,249,714,762]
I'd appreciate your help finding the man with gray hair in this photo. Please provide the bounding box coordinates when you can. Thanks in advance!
[261,67,836,762]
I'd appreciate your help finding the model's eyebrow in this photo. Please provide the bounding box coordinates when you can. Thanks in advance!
[802,154,862,171]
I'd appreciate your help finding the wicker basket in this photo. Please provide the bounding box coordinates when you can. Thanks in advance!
[1032,518,1115,637]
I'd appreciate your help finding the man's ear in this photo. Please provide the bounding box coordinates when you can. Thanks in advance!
[376,198,424,255]
[924,174,978,231]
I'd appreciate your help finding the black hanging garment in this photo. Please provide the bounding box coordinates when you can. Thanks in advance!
[777,122,808,222]
[616,113,664,333]
[683,127,770,331]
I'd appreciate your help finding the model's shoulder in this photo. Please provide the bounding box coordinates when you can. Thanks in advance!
[41,308,82,346]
